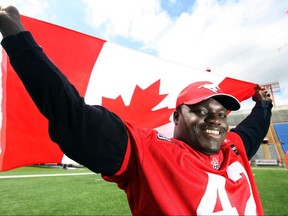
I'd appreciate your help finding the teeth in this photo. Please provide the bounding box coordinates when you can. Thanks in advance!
[205,129,220,135]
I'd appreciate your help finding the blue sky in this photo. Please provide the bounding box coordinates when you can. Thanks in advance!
[2,0,288,109]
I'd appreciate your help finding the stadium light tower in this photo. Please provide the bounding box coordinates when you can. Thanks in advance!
[261,81,280,108]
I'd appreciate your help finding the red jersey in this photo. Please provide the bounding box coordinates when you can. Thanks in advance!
[104,121,264,215]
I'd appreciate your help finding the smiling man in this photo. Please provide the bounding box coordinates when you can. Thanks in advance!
[173,81,239,156]
[0,5,273,215]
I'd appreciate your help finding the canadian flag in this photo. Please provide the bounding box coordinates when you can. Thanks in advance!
[0,16,256,171]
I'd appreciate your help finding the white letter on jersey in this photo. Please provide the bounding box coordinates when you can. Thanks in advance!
[227,161,256,215]
[197,161,256,215]
[197,173,238,215]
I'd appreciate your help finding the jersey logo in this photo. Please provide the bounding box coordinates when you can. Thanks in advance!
[198,83,220,93]
[224,138,230,143]
[157,134,173,143]
[211,158,220,170]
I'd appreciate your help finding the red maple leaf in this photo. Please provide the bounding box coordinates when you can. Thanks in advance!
[102,80,174,129]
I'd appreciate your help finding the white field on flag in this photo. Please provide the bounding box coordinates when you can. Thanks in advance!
[85,41,226,137]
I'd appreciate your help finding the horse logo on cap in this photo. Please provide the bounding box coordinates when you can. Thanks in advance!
[198,83,220,93]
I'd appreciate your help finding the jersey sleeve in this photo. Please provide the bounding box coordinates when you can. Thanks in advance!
[230,100,273,160]
[102,120,150,186]
[1,31,128,176]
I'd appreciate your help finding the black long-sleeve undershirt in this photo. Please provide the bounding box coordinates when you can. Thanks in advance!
[2,31,128,176]
[231,100,272,160]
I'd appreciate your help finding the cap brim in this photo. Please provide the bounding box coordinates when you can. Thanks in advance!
[182,93,241,111]
[210,94,241,111]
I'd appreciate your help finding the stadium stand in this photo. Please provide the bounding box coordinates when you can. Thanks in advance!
[282,143,288,153]
[253,146,265,159]
[268,144,279,159]
[273,123,288,154]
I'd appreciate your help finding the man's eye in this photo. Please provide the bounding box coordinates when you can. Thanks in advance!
[191,109,208,115]
[200,110,208,115]
[219,113,227,118]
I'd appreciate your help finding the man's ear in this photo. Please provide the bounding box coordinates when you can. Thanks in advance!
[173,110,180,125]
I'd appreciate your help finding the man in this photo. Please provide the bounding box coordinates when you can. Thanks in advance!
[0,6,272,215]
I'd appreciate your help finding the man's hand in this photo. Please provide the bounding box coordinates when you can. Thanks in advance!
[252,85,273,103]
[0,5,25,38]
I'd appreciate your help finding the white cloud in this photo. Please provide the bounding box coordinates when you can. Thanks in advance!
[155,0,288,107]
[157,1,287,68]
[1,0,51,19]
[81,0,172,49]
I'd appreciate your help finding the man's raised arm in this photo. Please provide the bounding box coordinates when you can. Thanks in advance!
[0,5,128,176]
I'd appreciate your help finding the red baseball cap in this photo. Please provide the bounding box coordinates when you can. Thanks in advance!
[176,81,240,111]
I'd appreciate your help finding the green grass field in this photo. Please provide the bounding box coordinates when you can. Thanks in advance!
[252,167,288,215]
[0,166,287,215]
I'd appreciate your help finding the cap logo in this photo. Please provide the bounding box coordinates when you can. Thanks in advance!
[198,83,220,93]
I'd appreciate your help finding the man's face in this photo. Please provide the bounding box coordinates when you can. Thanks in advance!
[173,98,229,155]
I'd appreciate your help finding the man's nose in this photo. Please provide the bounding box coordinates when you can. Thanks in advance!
[205,114,221,125]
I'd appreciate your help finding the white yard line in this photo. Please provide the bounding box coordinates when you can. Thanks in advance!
[2,168,284,179]
[0,172,98,179]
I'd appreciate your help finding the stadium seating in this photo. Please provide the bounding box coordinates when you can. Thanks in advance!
[273,123,288,154]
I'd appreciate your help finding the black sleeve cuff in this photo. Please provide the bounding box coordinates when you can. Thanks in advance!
[255,100,273,109]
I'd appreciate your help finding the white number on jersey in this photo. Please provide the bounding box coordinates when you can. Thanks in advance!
[197,161,256,215]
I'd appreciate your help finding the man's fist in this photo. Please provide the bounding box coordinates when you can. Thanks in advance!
[0,6,25,38]
[252,85,273,103]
